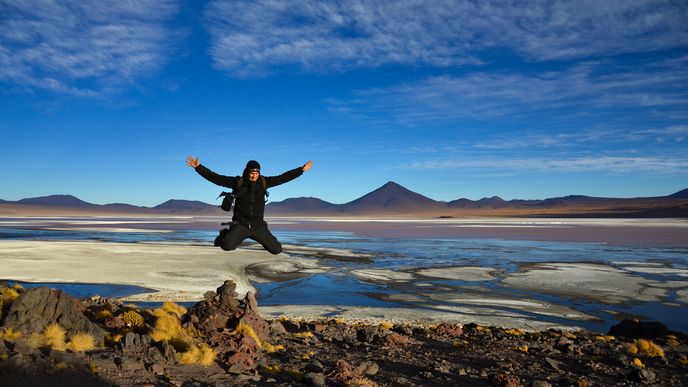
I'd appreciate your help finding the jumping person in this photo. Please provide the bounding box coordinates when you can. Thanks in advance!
[186,156,313,254]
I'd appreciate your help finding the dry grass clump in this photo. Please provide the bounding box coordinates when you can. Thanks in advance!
[505,328,525,336]
[68,333,96,352]
[516,345,529,353]
[121,310,146,329]
[0,327,22,341]
[292,331,314,339]
[94,309,112,321]
[263,364,281,374]
[178,343,216,366]
[0,287,20,303]
[149,313,193,352]
[347,376,378,386]
[27,333,45,349]
[161,301,187,319]
[633,358,645,368]
[43,323,67,351]
[627,339,665,358]
[105,333,123,347]
[232,321,284,353]
[378,321,393,331]
[593,335,615,342]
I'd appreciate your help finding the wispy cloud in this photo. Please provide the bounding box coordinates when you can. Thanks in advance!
[327,58,688,126]
[204,0,688,76]
[399,156,688,174]
[0,0,180,95]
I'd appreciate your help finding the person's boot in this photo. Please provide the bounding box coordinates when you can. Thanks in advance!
[214,228,228,247]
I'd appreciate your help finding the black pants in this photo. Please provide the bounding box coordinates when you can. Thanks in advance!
[217,223,282,255]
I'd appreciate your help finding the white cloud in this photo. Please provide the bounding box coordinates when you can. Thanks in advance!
[204,0,688,76]
[399,156,688,174]
[327,58,688,125]
[0,0,180,95]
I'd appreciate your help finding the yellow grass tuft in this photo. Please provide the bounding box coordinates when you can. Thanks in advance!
[68,333,95,352]
[0,327,22,342]
[263,342,285,353]
[0,287,20,304]
[53,361,69,370]
[505,328,525,336]
[348,376,378,386]
[667,336,680,348]
[105,333,123,347]
[334,317,347,325]
[474,325,492,334]
[577,378,589,387]
[12,283,23,290]
[162,301,187,319]
[179,343,216,366]
[516,345,529,353]
[453,339,469,348]
[43,323,67,351]
[121,310,145,328]
[292,331,314,339]
[302,350,316,360]
[633,358,645,368]
[593,335,615,342]
[378,321,393,331]
[263,364,281,374]
[89,363,98,374]
[231,321,284,353]
[563,332,577,339]
[149,313,193,352]
[627,339,664,358]
[233,321,262,344]
[94,309,112,322]
[679,355,688,366]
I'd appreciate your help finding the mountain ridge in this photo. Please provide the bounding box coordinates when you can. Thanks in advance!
[1,182,687,217]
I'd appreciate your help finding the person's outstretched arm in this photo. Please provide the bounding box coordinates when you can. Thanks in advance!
[266,160,313,188]
[186,155,237,188]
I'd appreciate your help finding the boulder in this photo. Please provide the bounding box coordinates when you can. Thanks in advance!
[1,287,105,345]
[608,319,668,339]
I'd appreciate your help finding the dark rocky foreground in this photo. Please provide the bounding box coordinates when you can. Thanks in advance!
[1,282,687,387]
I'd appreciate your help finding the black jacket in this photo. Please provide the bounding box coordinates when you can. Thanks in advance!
[195,164,303,229]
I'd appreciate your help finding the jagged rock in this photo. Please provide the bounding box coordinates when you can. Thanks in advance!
[357,326,380,343]
[159,341,177,363]
[282,319,300,332]
[490,373,522,387]
[2,287,105,345]
[122,332,151,350]
[384,332,411,346]
[105,316,125,329]
[630,368,656,383]
[269,320,287,335]
[357,360,379,375]
[435,323,463,336]
[305,359,325,373]
[216,280,241,308]
[185,280,270,373]
[608,319,668,338]
[305,372,326,386]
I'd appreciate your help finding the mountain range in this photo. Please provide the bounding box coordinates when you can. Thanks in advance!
[1,182,687,217]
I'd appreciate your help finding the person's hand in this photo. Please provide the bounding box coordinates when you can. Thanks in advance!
[302,160,313,172]
[186,155,200,168]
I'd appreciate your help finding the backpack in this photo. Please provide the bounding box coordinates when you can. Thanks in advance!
[218,176,269,212]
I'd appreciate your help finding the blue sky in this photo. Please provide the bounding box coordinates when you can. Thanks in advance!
[1,0,687,206]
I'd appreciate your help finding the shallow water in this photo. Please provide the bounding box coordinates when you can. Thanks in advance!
[1,221,687,332]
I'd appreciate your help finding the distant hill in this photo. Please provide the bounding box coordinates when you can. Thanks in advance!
[153,200,219,214]
[338,181,446,213]
[1,184,688,217]
[670,188,688,198]
[267,197,337,214]
[17,194,95,207]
